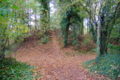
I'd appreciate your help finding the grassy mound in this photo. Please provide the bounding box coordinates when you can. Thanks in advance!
[83,54,120,79]
[0,58,34,80]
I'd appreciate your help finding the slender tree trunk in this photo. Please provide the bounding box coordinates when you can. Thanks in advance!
[81,23,84,35]
[87,24,89,34]
[35,12,37,30]
[95,16,101,63]
[90,23,96,42]
[117,28,120,44]
[64,24,69,47]
[73,25,77,45]
[0,47,5,61]
[0,10,6,61]
[48,4,50,30]
[101,27,108,54]
[28,9,31,31]
[0,32,4,61]
[89,24,91,33]
[0,25,5,60]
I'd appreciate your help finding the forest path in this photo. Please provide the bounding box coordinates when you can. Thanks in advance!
[16,31,100,80]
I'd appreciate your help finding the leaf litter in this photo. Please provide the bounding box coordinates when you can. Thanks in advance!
[14,31,104,80]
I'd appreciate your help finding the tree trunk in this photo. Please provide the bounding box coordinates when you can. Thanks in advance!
[0,50,5,61]
[28,9,31,31]
[90,23,96,42]
[81,23,84,35]
[101,28,108,54]
[95,16,101,63]
[64,24,69,47]
[48,4,50,30]
[0,40,5,61]
[35,12,37,30]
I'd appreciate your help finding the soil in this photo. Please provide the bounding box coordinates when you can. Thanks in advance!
[14,31,104,80]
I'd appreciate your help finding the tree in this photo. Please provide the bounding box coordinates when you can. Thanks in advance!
[0,0,11,60]
[55,0,86,47]
[57,0,120,61]
[0,0,34,60]
[37,0,51,34]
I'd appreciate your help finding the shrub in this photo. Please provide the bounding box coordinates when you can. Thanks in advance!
[41,35,49,44]
[82,39,89,45]
[107,43,120,54]
[76,34,96,52]
[0,58,34,80]
[83,54,120,79]
[35,31,43,40]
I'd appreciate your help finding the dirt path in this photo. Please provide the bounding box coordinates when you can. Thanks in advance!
[16,31,100,80]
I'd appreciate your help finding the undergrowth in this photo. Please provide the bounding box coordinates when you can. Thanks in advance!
[0,58,34,80]
[83,54,120,80]
[41,35,49,44]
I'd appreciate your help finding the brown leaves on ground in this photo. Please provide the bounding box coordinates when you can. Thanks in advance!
[15,31,102,80]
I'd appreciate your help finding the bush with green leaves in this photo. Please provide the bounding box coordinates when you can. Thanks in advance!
[35,32,43,40]
[110,24,120,44]
[41,35,49,44]
[107,43,120,54]
[83,54,120,79]
[0,58,34,80]
[82,39,89,45]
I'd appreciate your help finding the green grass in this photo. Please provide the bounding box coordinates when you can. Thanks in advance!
[83,54,120,80]
[0,58,34,80]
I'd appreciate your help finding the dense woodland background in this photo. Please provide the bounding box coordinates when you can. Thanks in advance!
[0,0,120,80]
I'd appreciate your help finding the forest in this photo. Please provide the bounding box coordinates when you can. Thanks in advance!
[0,0,120,80]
